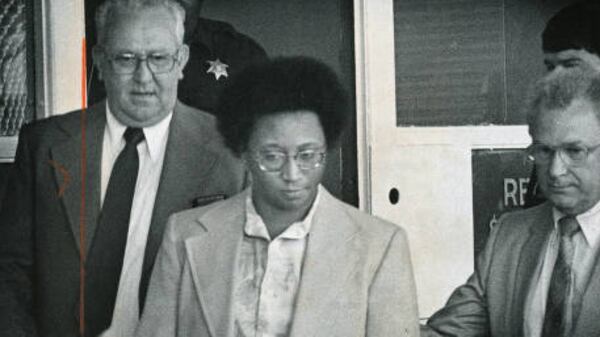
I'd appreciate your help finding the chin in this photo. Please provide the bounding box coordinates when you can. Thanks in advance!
[549,196,582,214]
[279,198,310,211]
[276,194,316,213]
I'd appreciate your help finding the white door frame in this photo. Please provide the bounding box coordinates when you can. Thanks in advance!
[354,0,532,317]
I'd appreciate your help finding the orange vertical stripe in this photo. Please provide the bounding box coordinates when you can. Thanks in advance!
[80,37,87,337]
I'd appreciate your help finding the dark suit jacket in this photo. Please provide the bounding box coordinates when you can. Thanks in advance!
[0,101,244,337]
[422,203,600,337]
[135,188,420,337]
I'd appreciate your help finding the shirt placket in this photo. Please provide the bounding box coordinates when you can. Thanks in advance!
[257,239,285,337]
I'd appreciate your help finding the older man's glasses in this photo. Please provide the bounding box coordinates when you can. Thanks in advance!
[527,143,600,166]
[105,48,182,75]
[254,149,326,172]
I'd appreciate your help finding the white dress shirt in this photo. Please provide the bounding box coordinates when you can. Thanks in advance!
[100,104,172,337]
[524,200,600,337]
[233,187,321,337]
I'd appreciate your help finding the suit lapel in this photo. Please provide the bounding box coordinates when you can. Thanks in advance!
[289,190,362,337]
[50,103,105,255]
[573,242,600,335]
[185,193,246,337]
[508,205,553,336]
[140,103,219,300]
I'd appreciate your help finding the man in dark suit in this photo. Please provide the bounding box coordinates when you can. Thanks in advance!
[422,68,600,336]
[524,0,600,208]
[0,0,244,336]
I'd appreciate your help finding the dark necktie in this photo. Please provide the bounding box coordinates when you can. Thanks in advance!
[84,127,144,337]
[541,216,581,337]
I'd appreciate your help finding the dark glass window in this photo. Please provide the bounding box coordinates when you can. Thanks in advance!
[393,0,576,126]
[0,0,34,136]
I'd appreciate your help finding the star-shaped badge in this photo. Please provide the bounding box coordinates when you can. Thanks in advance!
[206,59,229,80]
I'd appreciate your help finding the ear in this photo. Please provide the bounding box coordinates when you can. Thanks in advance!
[92,46,105,81]
[176,44,190,79]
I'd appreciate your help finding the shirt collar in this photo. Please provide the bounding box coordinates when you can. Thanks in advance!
[105,102,173,162]
[553,199,600,247]
[244,185,322,241]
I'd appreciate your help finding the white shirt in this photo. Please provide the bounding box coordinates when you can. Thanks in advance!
[100,104,172,337]
[524,200,600,337]
[233,187,321,337]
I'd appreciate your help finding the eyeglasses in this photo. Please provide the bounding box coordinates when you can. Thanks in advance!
[103,48,182,75]
[253,149,326,172]
[526,143,600,166]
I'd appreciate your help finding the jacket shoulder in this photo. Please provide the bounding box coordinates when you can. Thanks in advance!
[172,193,232,220]
[496,203,551,233]
[16,109,87,148]
[164,206,208,241]
[173,102,226,147]
[22,108,80,131]
[175,102,219,135]
[19,102,105,140]
[196,17,267,58]
[165,192,244,237]
[197,17,237,35]
[197,17,259,43]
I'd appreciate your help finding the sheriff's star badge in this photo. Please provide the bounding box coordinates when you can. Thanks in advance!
[206,59,229,80]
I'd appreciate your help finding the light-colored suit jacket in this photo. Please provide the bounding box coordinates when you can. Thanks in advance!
[0,101,244,337]
[136,188,420,337]
[422,203,600,337]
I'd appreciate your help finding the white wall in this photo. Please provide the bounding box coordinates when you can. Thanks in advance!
[44,0,86,117]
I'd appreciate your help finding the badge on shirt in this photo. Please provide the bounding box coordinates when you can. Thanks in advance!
[206,59,229,80]
[191,194,226,208]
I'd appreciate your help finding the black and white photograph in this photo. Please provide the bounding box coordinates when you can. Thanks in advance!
[1,0,599,336]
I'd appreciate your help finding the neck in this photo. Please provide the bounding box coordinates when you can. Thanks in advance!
[253,200,314,239]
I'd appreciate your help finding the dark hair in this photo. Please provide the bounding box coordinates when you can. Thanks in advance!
[542,1,600,55]
[527,67,600,135]
[216,56,349,156]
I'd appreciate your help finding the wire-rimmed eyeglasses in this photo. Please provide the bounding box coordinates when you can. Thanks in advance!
[103,47,183,75]
[526,142,600,167]
[253,149,326,172]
